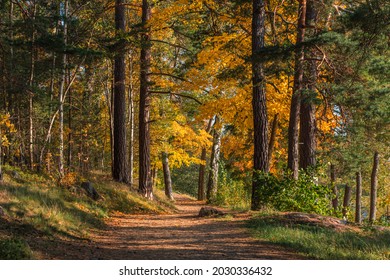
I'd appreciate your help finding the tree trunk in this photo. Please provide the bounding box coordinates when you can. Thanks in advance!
[0,127,3,182]
[198,118,214,201]
[128,52,135,188]
[103,63,114,175]
[162,152,174,200]
[206,117,222,203]
[138,0,153,199]
[299,86,317,169]
[67,66,72,170]
[8,2,14,112]
[330,163,338,213]
[151,166,157,188]
[28,1,37,171]
[251,0,269,210]
[355,171,362,224]
[112,0,129,183]
[342,184,352,219]
[369,151,379,223]
[287,0,306,180]
[299,0,317,171]
[268,113,279,171]
[58,0,68,178]
[198,148,207,200]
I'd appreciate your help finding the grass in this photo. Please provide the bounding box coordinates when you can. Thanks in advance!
[248,213,390,260]
[0,165,176,241]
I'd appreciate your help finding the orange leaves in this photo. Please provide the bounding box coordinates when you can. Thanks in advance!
[152,119,212,168]
[0,113,16,148]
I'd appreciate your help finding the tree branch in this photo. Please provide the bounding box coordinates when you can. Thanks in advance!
[150,90,203,105]
[150,39,193,53]
[148,72,188,82]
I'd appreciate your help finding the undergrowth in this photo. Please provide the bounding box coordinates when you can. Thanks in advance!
[0,238,33,260]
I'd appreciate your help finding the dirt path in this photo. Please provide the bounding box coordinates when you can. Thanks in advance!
[29,194,304,259]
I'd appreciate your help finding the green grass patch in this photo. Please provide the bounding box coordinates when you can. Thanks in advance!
[0,166,176,240]
[0,238,33,260]
[93,180,176,214]
[248,214,390,260]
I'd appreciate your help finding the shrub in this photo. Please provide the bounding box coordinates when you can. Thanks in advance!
[215,164,251,209]
[253,170,332,215]
[0,238,33,260]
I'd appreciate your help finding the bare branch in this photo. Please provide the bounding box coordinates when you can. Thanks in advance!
[150,90,203,105]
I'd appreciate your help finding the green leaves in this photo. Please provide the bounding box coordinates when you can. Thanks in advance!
[253,170,332,215]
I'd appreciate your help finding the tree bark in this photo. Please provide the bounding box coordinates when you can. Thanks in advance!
[28,1,37,171]
[206,117,222,203]
[268,113,279,171]
[198,118,214,201]
[162,152,174,200]
[369,151,379,223]
[128,52,135,188]
[112,0,129,183]
[58,0,68,177]
[8,2,14,112]
[355,171,362,224]
[342,184,352,219]
[287,0,306,180]
[138,0,153,199]
[330,163,338,213]
[67,65,72,170]
[251,0,269,210]
[299,0,317,170]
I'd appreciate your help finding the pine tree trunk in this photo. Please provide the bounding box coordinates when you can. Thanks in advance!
[8,2,14,112]
[288,0,306,180]
[299,86,317,169]
[206,118,222,203]
[128,52,135,188]
[198,118,214,201]
[369,152,379,223]
[251,0,269,210]
[299,0,317,171]
[330,163,338,213]
[162,152,174,200]
[138,0,153,199]
[28,1,37,171]
[342,184,352,219]
[355,171,362,224]
[268,113,279,171]
[112,0,129,183]
[58,0,68,178]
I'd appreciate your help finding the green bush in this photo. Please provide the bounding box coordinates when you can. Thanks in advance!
[215,164,251,209]
[253,170,332,215]
[0,238,33,260]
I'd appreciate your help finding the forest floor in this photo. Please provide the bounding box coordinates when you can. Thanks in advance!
[14,193,304,260]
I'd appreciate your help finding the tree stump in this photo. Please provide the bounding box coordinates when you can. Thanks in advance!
[81,182,101,201]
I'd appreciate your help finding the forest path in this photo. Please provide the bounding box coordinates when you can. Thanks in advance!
[31,193,303,259]
[86,193,302,260]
